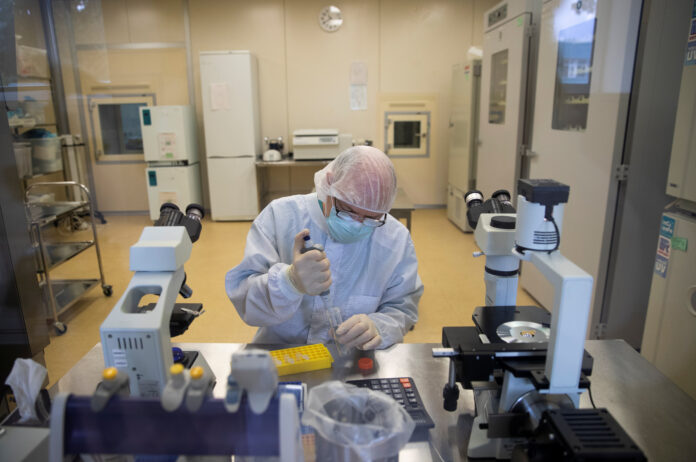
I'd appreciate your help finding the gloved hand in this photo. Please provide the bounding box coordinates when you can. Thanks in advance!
[336,314,382,350]
[288,229,332,296]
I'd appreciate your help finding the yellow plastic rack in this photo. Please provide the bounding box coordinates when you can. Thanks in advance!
[270,344,334,376]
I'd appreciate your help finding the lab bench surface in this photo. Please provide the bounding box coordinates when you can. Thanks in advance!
[53,340,696,462]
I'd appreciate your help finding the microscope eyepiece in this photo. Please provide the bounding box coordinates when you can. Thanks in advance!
[185,204,205,222]
[464,190,484,208]
[160,202,180,213]
[154,203,203,243]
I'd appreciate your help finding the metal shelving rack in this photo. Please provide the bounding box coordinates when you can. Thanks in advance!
[25,181,112,335]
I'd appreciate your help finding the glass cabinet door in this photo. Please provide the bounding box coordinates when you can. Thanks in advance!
[489,49,509,124]
[552,19,597,131]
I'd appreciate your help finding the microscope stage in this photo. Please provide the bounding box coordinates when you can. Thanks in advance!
[473,305,551,344]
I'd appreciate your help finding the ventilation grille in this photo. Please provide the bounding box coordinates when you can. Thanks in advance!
[533,230,557,246]
[116,336,145,350]
[548,409,645,459]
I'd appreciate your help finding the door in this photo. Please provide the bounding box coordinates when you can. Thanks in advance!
[521,0,641,323]
[477,11,531,198]
[207,157,258,221]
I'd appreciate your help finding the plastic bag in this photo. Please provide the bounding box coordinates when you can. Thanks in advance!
[302,381,415,461]
[5,358,47,423]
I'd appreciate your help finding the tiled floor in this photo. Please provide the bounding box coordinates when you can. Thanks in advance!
[43,208,537,386]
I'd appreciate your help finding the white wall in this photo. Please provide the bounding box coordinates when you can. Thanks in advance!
[59,0,498,211]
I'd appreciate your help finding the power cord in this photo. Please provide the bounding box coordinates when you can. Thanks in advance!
[544,205,561,254]
[547,216,560,254]
[587,382,597,409]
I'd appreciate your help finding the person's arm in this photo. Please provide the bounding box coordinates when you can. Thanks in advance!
[368,238,423,349]
[225,208,304,327]
[336,238,423,350]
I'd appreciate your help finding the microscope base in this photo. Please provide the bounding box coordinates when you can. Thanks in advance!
[468,414,526,460]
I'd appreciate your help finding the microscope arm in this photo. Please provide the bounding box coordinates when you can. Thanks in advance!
[527,251,593,394]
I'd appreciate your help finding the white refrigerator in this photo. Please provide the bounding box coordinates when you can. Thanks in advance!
[140,105,202,220]
[200,50,261,221]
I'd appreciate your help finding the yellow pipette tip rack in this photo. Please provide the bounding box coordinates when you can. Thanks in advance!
[269,344,334,376]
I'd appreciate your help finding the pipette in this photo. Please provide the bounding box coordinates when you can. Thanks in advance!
[300,234,345,355]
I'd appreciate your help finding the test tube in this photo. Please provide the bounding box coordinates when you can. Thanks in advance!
[327,306,347,356]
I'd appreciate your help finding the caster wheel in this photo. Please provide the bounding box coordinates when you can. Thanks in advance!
[103,285,113,296]
[54,322,67,335]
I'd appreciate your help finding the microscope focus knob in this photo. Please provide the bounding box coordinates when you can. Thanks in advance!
[443,383,460,412]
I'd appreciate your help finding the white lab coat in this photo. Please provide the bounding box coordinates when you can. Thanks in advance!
[225,193,423,348]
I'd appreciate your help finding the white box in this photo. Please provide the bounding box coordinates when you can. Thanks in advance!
[140,106,198,163]
[293,129,352,160]
[146,164,202,220]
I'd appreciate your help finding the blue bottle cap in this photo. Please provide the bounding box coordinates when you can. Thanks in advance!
[172,347,184,363]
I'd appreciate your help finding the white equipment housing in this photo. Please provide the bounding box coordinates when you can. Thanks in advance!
[292,129,352,160]
[140,105,202,220]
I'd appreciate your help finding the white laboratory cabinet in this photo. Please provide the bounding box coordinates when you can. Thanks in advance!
[642,203,696,401]
[200,50,260,221]
[139,105,202,220]
[520,0,641,319]
[642,33,696,400]
[447,60,481,232]
[476,0,540,199]
[145,164,202,219]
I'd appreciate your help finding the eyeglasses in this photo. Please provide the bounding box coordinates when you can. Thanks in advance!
[334,201,386,228]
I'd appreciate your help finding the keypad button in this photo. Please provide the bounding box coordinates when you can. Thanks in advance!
[390,378,399,384]
[393,393,403,399]
[403,383,412,388]
[399,378,410,384]
[398,399,405,405]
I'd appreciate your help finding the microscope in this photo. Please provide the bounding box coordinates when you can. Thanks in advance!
[100,202,214,397]
[437,179,645,461]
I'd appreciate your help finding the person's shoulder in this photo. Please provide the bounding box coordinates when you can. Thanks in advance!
[372,214,413,250]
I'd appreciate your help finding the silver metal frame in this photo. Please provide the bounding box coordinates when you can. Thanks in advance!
[25,182,111,330]
[86,93,156,163]
[384,110,431,158]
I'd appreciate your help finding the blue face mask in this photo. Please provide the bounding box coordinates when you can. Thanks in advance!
[326,206,374,244]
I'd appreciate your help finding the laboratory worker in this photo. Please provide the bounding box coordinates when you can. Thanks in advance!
[225,146,423,350]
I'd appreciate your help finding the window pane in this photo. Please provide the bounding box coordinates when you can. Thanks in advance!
[394,121,421,148]
[98,103,146,155]
[552,19,597,131]
[489,50,508,124]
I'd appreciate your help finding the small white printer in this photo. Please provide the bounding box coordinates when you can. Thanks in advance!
[292,129,352,160]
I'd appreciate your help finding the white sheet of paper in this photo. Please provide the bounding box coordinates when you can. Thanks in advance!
[350,62,368,85]
[350,84,368,111]
[210,83,230,110]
